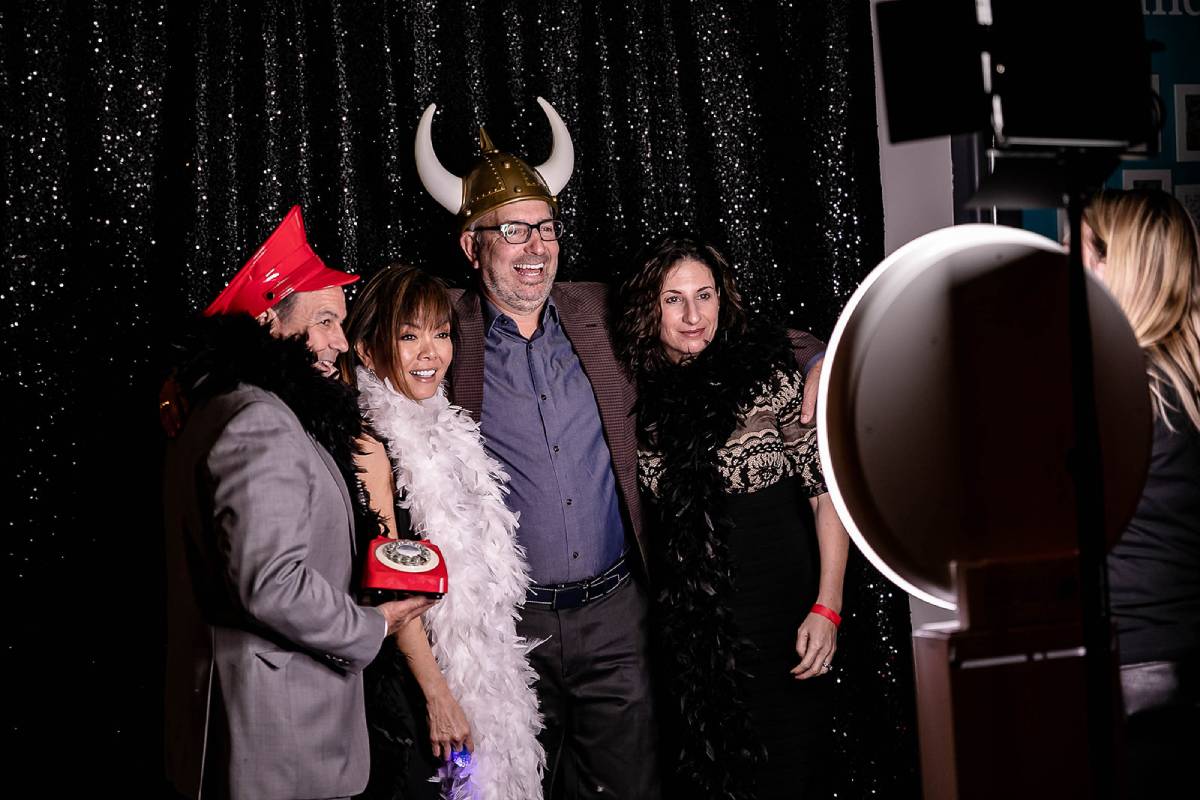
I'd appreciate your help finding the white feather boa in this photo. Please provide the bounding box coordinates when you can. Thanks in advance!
[356,367,545,800]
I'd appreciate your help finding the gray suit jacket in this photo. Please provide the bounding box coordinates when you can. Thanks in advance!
[164,384,385,800]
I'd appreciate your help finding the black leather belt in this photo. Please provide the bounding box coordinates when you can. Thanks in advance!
[526,556,631,610]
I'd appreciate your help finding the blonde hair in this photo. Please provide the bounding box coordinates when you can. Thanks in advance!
[1083,189,1200,431]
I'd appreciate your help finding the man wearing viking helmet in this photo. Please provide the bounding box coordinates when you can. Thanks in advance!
[415,98,661,798]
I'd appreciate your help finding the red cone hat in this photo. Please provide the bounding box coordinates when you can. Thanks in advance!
[203,205,358,317]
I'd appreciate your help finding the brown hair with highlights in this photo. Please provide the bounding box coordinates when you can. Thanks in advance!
[1084,188,1200,430]
[616,232,749,375]
[339,263,454,397]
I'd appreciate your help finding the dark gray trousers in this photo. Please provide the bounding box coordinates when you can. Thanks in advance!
[518,578,661,800]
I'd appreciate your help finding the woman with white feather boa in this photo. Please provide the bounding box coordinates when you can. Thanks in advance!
[341,264,544,800]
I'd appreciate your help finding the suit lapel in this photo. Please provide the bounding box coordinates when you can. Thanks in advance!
[554,287,626,455]
[310,437,357,555]
[555,289,606,383]
[449,289,485,421]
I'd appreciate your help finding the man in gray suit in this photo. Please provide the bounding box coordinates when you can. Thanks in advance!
[163,206,433,800]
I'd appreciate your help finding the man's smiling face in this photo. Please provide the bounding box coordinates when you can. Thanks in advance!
[271,286,350,378]
[462,199,559,317]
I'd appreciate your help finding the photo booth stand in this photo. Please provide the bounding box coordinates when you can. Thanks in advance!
[850,3,1158,796]
[819,225,1151,799]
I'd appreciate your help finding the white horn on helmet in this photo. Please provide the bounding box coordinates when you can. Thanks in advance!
[413,103,464,215]
[534,97,574,194]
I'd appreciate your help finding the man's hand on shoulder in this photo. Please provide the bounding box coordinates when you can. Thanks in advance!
[786,328,826,426]
[801,356,824,425]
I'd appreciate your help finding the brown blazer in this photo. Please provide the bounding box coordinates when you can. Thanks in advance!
[447,282,648,572]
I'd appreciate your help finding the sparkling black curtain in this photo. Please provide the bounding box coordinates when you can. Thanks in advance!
[2,1,916,795]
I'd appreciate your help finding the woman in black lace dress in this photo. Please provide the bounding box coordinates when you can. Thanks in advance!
[616,233,849,800]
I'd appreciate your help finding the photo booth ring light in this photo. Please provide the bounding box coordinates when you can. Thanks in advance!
[818,224,1151,611]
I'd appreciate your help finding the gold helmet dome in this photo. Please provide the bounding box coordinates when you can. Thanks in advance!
[414,97,575,230]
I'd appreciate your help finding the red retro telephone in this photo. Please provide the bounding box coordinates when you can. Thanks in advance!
[360,537,448,601]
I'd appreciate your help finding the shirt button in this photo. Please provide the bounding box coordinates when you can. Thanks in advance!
[565,498,573,506]
[572,551,579,559]
[540,393,548,401]
[553,445,560,453]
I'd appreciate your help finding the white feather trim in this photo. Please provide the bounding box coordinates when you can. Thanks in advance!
[357,367,545,800]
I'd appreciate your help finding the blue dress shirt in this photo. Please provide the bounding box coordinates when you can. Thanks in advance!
[479,297,627,585]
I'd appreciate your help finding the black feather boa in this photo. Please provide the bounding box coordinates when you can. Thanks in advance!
[636,321,796,800]
[169,313,384,543]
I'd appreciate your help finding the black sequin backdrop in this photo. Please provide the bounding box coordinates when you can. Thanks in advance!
[2,1,918,795]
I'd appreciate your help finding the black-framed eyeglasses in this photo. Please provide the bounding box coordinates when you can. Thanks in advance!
[474,218,565,245]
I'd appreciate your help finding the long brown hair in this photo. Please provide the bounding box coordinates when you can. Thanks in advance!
[339,264,454,397]
[1083,189,1200,430]
[616,233,749,375]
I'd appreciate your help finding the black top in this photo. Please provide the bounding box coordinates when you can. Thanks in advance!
[356,504,440,800]
[1108,386,1200,664]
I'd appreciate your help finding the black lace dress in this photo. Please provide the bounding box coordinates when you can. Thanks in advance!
[638,328,835,800]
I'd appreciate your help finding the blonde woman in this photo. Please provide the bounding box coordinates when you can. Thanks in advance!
[1082,189,1200,798]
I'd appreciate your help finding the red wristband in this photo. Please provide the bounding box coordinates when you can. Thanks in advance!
[811,603,842,627]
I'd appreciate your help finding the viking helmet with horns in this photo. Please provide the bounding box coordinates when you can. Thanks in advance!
[414,97,574,231]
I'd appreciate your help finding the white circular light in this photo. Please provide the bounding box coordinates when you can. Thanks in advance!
[818,224,1150,611]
